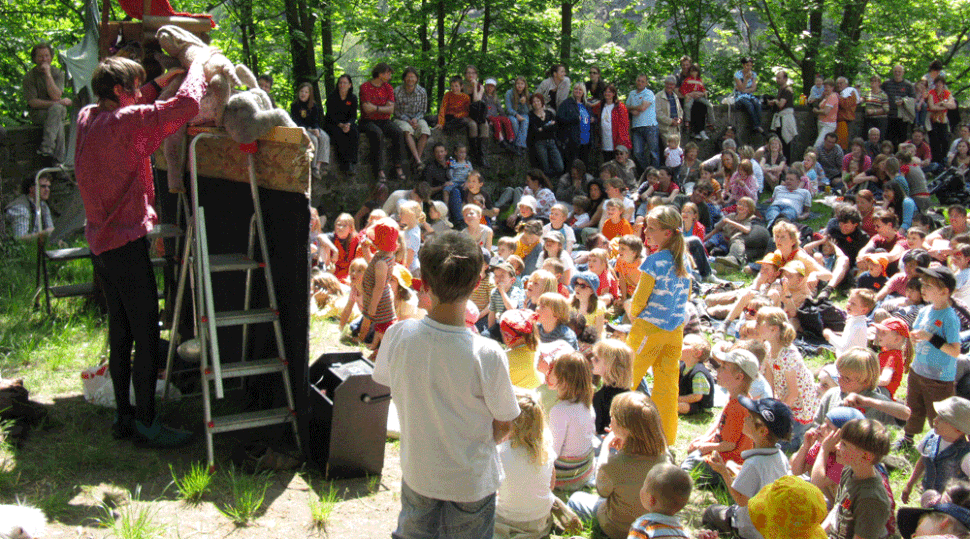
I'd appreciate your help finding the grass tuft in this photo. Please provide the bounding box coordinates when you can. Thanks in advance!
[170,461,213,503]
[309,482,340,529]
[217,465,270,526]
[94,486,163,539]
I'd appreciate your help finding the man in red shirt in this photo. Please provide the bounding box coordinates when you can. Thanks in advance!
[360,62,405,182]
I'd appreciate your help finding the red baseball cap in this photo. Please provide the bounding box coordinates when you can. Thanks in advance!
[874,317,909,339]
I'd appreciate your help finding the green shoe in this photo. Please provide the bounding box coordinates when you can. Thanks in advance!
[135,418,193,448]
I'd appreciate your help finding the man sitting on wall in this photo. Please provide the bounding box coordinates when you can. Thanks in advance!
[23,43,72,166]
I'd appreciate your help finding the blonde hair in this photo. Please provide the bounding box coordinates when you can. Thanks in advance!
[528,270,559,297]
[399,200,425,224]
[334,212,357,235]
[605,197,624,212]
[681,202,699,219]
[667,133,681,146]
[462,204,483,218]
[552,352,594,407]
[848,288,876,311]
[643,463,692,515]
[737,196,756,214]
[509,389,549,465]
[349,257,368,276]
[647,206,687,277]
[538,292,570,324]
[772,220,799,243]
[683,333,711,362]
[836,347,881,390]
[588,247,610,268]
[756,306,796,347]
[610,391,667,456]
[591,339,634,388]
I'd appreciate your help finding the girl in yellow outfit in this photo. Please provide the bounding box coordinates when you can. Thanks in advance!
[626,206,691,443]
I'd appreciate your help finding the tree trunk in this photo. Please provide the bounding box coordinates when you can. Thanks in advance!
[238,0,258,74]
[284,0,317,90]
[801,0,824,95]
[419,0,432,93]
[481,1,490,54]
[560,1,572,66]
[320,0,335,95]
[436,0,445,101]
[833,0,869,78]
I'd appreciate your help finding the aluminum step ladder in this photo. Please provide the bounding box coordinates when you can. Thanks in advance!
[163,132,300,469]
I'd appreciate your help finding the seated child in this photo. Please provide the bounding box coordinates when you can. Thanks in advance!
[567,391,669,539]
[681,349,757,489]
[535,292,578,349]
[545,203,577,253]
[494,389,557,539]
[499,309,542,390]
[509,195,539,233]
[790,406,865,503]
[703,396,793,539]
[496,236,516,261]
[590,339,635,436]
[857,252,890,292]
[600,198,634,241]
[679,333,715,415]
[568,195,591,231]
[523,269,558,310]
[878,248,931,304]
[824,418,892,539]
[873,317,910,400]
[588,247,620,308]
[824,288,876,360]
[571,271,606,340]
[716,339,774,400]
[541,258,570,298]
[886,277,927,328]
[903,396,970,505]
[514,219,544,276]
[462,204,493,252]
[953,244,970,304]
[488,261,525,335]
[815,347,911,428]
[628,463,693,539]
[548,352,596,490]
[338,258,368,337]
[896,501,970,539]
[614,234,644,305]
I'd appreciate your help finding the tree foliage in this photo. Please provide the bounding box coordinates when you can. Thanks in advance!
[0,0,966,126]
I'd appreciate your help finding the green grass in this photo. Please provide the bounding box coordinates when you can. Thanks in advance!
[169,461,212,503]
[309,481,341,529]
[94,487,164,539]
[216,465,271,526]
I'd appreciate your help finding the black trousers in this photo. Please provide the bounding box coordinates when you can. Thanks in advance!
[360,118,403,178]
[92,237,160,424]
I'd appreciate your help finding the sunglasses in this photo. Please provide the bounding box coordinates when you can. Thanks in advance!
[574,282,590,289]
[743,307,757,317]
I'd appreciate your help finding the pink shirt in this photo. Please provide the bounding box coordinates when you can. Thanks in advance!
[76,63,207,255]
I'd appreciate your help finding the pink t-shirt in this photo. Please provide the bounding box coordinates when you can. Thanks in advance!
[76,62,207,255]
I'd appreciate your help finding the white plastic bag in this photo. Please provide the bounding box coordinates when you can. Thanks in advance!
[82,365,180,407]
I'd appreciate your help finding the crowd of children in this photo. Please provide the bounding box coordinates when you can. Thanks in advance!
[318,118,970,539]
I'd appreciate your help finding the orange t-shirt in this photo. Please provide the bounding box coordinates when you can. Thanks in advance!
[602,218,633,241]
[614,257,641,296]
[713,397,754,465]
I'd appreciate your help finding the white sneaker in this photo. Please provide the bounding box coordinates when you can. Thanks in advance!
[700,130,710,140]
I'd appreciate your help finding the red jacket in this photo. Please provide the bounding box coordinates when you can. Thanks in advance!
[608,102,632,151]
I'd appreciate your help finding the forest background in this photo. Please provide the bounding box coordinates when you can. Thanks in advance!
[0,0,968,124]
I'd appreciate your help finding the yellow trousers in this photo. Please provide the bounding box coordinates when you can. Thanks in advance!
[627,319,684,445]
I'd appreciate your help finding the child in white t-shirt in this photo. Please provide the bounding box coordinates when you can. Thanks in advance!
[373,231,520,537]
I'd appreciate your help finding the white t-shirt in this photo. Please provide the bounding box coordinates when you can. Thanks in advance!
[601,104,615,151]
[665,147,684,167]
[956,268,970,305]
[373,317,520,502]
[548,400,595,459]
[731,447,791,539]
[832,314,869,358]
[496,434,557,522]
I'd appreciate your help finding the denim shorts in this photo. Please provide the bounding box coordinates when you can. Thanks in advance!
[393,481,497,539]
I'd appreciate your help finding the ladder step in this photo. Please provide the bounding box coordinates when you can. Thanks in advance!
[208,253,261,272]
[147,223,183,240]
[213,309,278,327]
[207,407,294,434]
[151,257,171,267]
[204,358,286,380]
[49,282,95,297]
[45,247,91,261]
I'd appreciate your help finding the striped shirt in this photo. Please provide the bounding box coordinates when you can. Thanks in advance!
[362,252,396,324]
[627,513,688,539]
